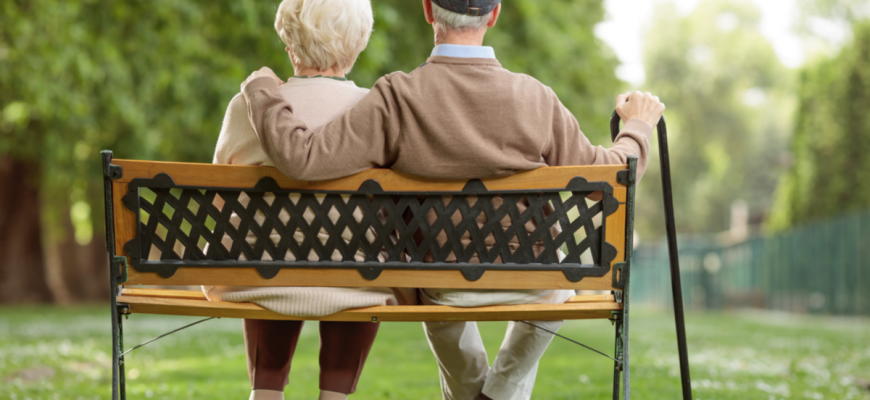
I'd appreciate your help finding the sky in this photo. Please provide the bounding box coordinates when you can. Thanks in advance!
[595,0,810,85]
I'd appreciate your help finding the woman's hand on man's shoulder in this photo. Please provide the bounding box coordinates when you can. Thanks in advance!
[241,67,284,91]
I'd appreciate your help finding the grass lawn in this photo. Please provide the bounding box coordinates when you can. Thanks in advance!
[1,306,868,399]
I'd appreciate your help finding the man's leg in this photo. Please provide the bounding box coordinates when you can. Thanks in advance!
[244,319,304,399]
[318,321,381,398]
[423,321,490,400]
[480,320,564,400]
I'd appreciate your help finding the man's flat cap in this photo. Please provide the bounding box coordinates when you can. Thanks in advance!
[432,0,501,16]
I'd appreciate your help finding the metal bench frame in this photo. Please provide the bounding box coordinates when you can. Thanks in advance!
[102,150,639,400]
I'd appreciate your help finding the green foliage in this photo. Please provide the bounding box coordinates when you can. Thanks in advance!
[638,0,795,236]
[0,0,293,241]
[794,0,867,61]
[797,0,869,25]
[769,22,870,229]
[0,0,620,243]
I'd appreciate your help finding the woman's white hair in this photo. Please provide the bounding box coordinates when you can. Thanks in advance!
[275,0,373,74]
[431,2,491,31]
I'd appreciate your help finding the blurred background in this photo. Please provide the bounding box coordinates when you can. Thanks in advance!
[1,0,869,398]
[2,0,867,313]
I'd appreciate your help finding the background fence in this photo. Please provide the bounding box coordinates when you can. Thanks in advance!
[631,211,870,316]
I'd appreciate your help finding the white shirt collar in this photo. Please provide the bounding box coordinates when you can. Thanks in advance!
[430,44,497,59]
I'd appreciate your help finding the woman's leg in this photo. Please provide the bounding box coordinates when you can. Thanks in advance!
[244,319,304,391]
[317,321,381,395]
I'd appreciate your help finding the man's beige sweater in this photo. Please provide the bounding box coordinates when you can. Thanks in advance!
[242,56,652,182]
[242,56,653,307]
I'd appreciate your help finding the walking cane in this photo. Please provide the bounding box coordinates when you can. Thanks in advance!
[611,111,693,400]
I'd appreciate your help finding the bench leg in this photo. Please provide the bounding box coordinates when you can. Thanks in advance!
[610,313,631,399]
[110,280,127,400]
[111,300,127,400]
[118,307,127,400]
[111,300,119,399]
[612,267,633,400]
[612,317,623,400]
[622,267,631,399]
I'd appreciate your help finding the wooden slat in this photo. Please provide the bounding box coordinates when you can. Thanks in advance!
[117,295,621,322]
[121,288,209,300]
[112,181,136,273]
[119,288,616,304]
[613,188,627,206]
[609,187,628,261]
[111,160,628,191]
[566,294,616,303]
[123,268,618,290]
[588,188,627,288]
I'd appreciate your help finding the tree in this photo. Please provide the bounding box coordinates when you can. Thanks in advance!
[769,21,870,229]
[1,0,295,303]
[637,0,795,238]
[0,0,620,303]
[0,156,53,303]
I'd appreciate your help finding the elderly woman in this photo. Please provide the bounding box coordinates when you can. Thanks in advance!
[202,1,414,400]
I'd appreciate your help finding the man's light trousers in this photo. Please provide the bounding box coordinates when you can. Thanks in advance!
[421,289,573,400]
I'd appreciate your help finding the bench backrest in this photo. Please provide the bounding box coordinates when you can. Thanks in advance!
[102,151,637,291]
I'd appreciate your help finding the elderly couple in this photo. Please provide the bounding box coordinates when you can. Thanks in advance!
[203,0,664,399]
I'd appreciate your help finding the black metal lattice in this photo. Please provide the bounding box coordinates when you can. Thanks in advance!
[121,173,623,282]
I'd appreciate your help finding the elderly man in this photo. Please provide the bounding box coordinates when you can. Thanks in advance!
[240,0,664,399]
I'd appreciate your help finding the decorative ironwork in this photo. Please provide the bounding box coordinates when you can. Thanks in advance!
[120,172,625,282]
[111,256,128,285]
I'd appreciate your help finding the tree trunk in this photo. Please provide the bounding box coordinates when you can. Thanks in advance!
[0,156,53,304]
[43,211,109,303]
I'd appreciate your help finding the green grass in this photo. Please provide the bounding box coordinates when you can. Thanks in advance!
[1,306,869,399]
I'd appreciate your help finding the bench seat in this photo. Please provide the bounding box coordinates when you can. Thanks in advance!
[118,288,621,322]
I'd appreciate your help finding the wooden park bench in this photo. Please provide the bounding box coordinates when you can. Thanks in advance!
[101,150,640,400]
